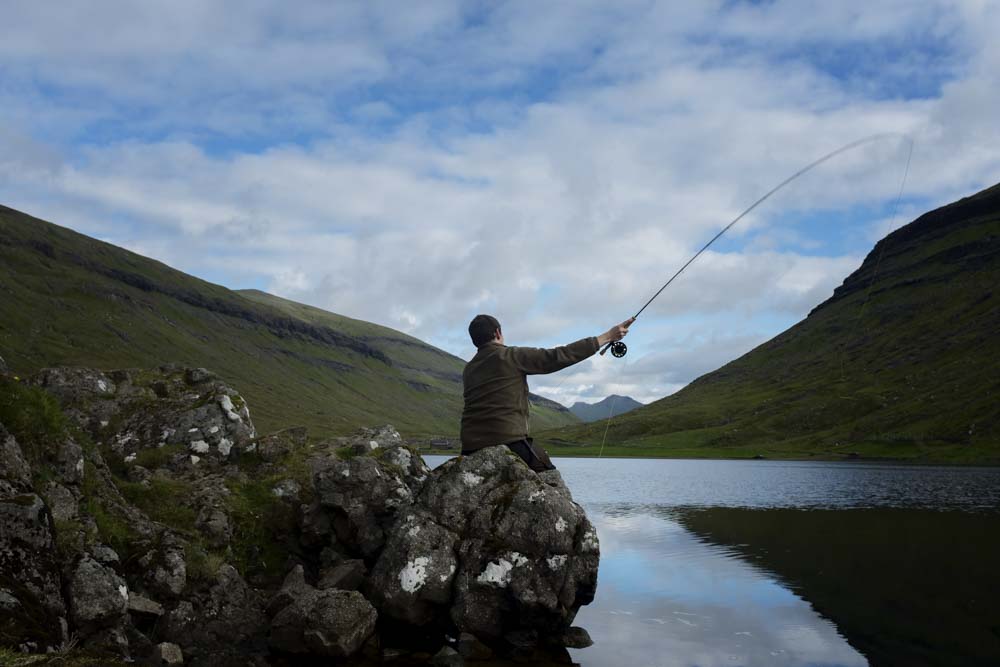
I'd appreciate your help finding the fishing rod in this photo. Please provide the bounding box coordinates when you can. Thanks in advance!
[599,133,912,358]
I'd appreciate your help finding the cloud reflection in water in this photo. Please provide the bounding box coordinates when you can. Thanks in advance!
[570,506,866,667]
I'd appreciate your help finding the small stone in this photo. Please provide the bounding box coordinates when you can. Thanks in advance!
[153,641,184,665]
[0,589,19,612]
[90,545,120,566]
[559,626,593,648]
[457,632,493,660]
[272,479,301,499]
[318,559,367,591]
[431,645,464,667]
[195,507,232,548]
[350,440,379,455]
[382,647,410,661]
[127,594,164,618]
[185,367,215,384]
[504,629,538,651]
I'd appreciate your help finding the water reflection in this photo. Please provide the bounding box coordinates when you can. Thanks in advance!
[420,456,1000,666]
[570,507,867,667]
[672,507,1000,667]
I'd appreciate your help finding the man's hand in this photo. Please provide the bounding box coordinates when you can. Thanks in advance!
[597,317,636,347]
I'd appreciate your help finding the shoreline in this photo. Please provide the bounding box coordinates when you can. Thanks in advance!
[416,448,1000,467]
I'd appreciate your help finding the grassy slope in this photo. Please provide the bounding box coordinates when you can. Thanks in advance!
[236,289,579,433]
[540,183,1000,463]
[0,206,577,437]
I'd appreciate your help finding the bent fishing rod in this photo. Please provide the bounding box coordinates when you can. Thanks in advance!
[600,133,913,358]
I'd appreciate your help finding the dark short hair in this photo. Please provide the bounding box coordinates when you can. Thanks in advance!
[468,314,501,347]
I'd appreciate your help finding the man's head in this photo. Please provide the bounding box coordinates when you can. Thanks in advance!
[468,314,502,347]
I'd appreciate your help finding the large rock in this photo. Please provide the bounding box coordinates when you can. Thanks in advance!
[0,424,32,494]
[0,484,67,649]
[269,580,377,658]
[312,441,429,558]
[68,556,128,632]
[368,446,599,647]
[41,481,78,522]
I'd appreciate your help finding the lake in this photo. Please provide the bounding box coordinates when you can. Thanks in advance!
[425,456,1000,667]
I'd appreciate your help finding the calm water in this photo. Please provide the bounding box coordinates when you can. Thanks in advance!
[425,456,1000,667]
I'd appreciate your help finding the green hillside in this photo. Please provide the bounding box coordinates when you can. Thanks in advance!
[0,205,577,437]
[540,183,1000,463]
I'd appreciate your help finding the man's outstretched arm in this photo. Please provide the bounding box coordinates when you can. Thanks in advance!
[597,317,635,348]
[509,317,635,375]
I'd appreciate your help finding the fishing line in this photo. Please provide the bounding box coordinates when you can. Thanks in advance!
[593,133,914,456]
[839,137,915,385]
[597,356,631,459]
[599,133,911,357]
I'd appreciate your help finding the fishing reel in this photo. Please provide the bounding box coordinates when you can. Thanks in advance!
[609,341,627,358]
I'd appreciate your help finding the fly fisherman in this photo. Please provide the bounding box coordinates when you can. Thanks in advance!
[461,314,634,471]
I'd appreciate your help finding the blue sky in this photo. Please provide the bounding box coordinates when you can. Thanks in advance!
[1,1,998,405]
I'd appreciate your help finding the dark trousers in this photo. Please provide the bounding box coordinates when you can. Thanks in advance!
[463,438,556,473]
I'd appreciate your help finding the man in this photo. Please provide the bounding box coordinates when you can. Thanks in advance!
[460,314,634,472]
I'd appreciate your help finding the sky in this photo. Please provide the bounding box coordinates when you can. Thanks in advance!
[1,1,998,406]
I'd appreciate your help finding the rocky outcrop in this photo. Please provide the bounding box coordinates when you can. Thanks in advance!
[368,446,599,648]
[0,363,600,664]
[33,365,255,463]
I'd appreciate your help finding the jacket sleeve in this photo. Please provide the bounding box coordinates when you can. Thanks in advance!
[507,337,600,375]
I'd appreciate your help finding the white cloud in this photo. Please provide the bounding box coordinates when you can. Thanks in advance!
[1,1,999,407]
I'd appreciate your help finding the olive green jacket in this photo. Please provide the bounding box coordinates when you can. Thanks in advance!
[460,337,599,450]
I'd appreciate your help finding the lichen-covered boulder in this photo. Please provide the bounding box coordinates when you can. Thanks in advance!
[68,556,129,633]
[369,446,599,648]
[367,512,459,625]
[312,444,429,558]
[33,366,255,463]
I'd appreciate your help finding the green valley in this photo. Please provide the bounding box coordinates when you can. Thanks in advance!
[0,206,578,438]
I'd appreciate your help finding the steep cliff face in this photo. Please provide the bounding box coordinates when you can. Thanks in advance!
[546,183,1000,461]
[0,205,578,437]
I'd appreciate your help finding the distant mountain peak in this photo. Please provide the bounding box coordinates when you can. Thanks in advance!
[569,395,643,423]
